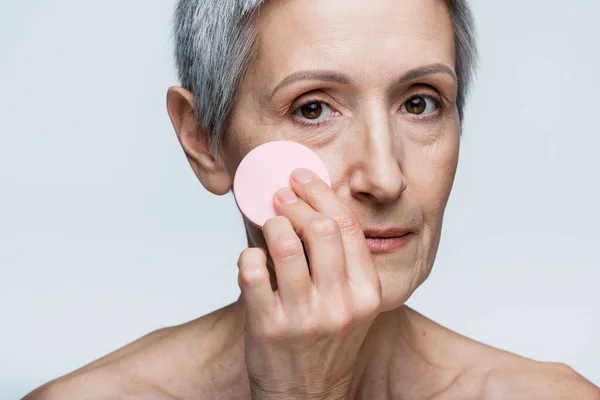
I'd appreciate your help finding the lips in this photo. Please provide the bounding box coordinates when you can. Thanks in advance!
[362,228,414,253]
[362,228,412,238]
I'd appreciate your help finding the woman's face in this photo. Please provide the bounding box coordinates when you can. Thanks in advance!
[223,0,460,311]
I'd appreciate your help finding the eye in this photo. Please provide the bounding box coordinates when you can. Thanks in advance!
[294,101,332,123]
[402,96,438,116]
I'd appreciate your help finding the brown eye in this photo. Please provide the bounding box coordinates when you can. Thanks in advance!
[405,96,427,115]
[300,102,323,119]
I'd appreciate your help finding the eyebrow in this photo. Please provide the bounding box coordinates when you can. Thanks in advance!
[271,71,351,97]
[270,63,457,97]
[397,63,457,85]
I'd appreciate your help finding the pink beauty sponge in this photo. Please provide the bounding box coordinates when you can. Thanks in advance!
[233,141,331,228]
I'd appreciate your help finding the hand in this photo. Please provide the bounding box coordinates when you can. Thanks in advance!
[237,168,383,400]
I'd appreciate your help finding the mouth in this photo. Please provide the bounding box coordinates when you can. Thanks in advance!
[362,228,414,254]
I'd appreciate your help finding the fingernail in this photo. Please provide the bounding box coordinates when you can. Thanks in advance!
[275,188,298,204]
[291,168,313,184]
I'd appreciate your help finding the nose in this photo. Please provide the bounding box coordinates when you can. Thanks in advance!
[348,115,406,205]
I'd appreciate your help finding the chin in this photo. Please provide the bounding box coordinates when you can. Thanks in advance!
[373,248,434,313]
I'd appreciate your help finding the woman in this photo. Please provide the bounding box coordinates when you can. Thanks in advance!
[25,0,599,398]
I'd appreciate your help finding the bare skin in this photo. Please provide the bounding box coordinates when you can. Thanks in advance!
[24,0,600,398]
[25,303,598,399]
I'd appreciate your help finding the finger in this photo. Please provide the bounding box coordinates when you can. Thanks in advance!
[289,169,376,283]
[237,248,277,321]
[262,215,312,313]
[273,188,347,294]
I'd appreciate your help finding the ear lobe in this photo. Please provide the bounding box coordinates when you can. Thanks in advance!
[166,86,233,195]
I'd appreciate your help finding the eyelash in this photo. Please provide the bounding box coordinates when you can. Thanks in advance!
[291,92,445,127]
[401,94,443,120]
[292,99,334,128]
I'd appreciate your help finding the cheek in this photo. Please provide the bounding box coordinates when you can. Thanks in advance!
[222,116,279,177]
[435,136,460,199]
[405,133,459,218]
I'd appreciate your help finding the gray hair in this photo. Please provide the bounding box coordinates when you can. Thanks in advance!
[173,0,477,156]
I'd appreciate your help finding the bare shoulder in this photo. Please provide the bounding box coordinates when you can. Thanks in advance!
[399,308,599,400]
[481,360,600,400]
[22,326,179,400]
[23,302,247,400]
[22,363,172,400]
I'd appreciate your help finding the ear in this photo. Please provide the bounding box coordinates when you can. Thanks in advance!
[166,86,233,195]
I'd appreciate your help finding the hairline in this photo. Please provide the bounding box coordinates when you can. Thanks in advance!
[173,0,477,158]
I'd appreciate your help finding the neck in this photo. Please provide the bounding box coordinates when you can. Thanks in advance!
[227,298,462,399]
[347,305,450,399]
[237,228,464,398]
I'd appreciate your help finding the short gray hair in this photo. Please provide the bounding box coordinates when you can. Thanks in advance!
[173,0,477,156]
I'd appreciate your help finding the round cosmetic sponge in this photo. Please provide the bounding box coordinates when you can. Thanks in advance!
[233,141,331,228]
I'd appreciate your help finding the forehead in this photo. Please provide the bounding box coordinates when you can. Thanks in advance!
[253,0,456,84]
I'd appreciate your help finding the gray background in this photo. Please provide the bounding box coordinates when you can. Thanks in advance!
[1,0,599,398]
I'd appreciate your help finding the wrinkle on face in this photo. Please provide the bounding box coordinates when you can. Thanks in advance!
[225,0,461,312]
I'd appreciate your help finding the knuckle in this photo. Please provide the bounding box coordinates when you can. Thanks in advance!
[237,248,266,268]
[257,311,291,341]
[328,308,353,331]
[295,318,320,338]
[271,236,303,261]
[358,286,382,315]
[257,322,284,342]
[307,217,339,238]
[237,263,269,288]
[306,322,322,338]
[237,249,269,288]
[335,213,360,236]
[305,183,322,201]
[263,216,291,232]
[251,327,277,345]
